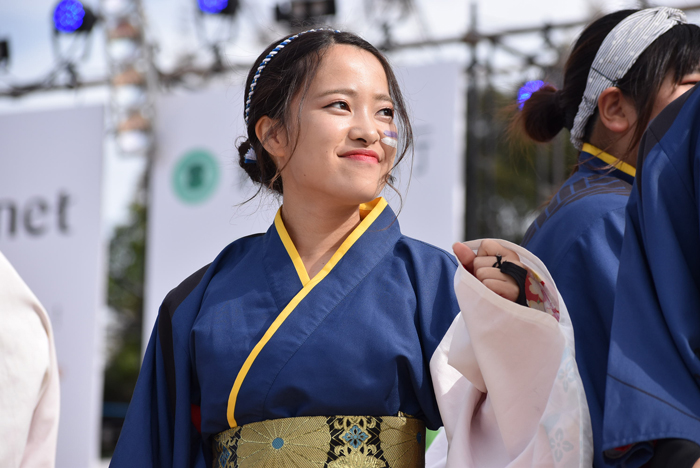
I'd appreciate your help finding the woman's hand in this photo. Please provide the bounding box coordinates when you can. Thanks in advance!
[452,240,525,302]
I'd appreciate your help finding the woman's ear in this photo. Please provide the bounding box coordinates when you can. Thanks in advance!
[255,116,289,162]
[597,87,636,134]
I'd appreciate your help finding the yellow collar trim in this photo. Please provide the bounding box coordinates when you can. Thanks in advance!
[582,143,636,178]
[274,197,385,286]
[274,213,311,286]
[226,197,388,427]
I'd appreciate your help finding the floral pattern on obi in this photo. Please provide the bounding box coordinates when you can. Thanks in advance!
[216,416,330,468]
[525,270,560,321]
[212,414,425,468]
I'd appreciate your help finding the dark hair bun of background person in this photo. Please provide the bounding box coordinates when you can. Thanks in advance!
[520,85,567,143]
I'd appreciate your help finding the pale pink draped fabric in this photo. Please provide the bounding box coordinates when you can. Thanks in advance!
[0,251,60,468]
[427,240,593,468]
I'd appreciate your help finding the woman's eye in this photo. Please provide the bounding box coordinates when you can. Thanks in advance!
[680,74,700,87]
[327,101,349,110]
[379,108,394,118]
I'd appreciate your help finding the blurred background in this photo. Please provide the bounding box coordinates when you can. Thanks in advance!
[1,0,699,466]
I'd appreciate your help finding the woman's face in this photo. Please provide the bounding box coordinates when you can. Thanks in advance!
[596,69,700,163]
[650,70,700,120]
[276,44,397,207]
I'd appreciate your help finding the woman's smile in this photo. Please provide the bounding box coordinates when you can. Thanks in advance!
[339,149,380,164]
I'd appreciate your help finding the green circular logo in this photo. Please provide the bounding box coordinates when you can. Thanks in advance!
[172,149,220,204]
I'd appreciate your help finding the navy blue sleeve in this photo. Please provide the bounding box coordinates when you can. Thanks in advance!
[604,85,700,465]
[110,265,212,468]
[544,211,625,468]
[110,318,183,467]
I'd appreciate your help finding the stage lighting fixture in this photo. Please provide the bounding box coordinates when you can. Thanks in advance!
[275,0,336,25]
[193,0,240,66]
[198,0,239,16]
[53,0,97,34]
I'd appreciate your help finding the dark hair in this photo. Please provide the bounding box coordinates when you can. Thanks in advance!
[520,10,700,150]
[237,29,413,196]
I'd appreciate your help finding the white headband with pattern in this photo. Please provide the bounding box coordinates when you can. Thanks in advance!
[570,7,686,150]
[244,28,340,128]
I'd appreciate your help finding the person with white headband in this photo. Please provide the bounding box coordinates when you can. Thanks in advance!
[110,28,591,467]
[517,7,700,468]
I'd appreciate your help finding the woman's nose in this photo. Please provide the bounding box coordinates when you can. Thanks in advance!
[348,111,380,144]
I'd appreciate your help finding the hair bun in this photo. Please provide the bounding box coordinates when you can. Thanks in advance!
[237,139,261,181]
[520,84,567,142]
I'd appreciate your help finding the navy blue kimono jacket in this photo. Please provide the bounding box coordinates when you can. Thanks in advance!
[604,84,700,462]
[522,145,635,468]
[109,198,461,467]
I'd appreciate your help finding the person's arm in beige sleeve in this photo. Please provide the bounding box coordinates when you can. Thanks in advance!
[0,251,60,468]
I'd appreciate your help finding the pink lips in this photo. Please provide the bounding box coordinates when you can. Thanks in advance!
[339,149,380,163]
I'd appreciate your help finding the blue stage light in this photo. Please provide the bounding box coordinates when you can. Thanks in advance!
[517,80,547,110]
[53,0,86,33]
[198,0,229,14]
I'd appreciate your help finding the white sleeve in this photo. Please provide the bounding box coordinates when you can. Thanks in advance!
[0,251,60,468]
[428,239,593,468]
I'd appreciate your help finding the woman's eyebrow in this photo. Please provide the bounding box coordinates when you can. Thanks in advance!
[316,88,393,103]
[375,93,394,104]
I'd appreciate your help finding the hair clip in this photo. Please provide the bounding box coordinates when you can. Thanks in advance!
[244,147,257,163]
[517,80,548,110]
[381,130,398,148]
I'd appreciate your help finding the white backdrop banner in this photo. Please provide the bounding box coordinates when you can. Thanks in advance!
[0,106,105,468]
[145,62,463,337]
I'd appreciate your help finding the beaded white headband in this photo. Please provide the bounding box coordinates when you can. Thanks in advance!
[570,7,686,150]
[244,27,341,128]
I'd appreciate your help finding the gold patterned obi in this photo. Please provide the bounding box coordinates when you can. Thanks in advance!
[212,414,426,468]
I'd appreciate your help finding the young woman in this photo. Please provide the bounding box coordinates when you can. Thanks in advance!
[110,29,589,468]
[518,7,700,467]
